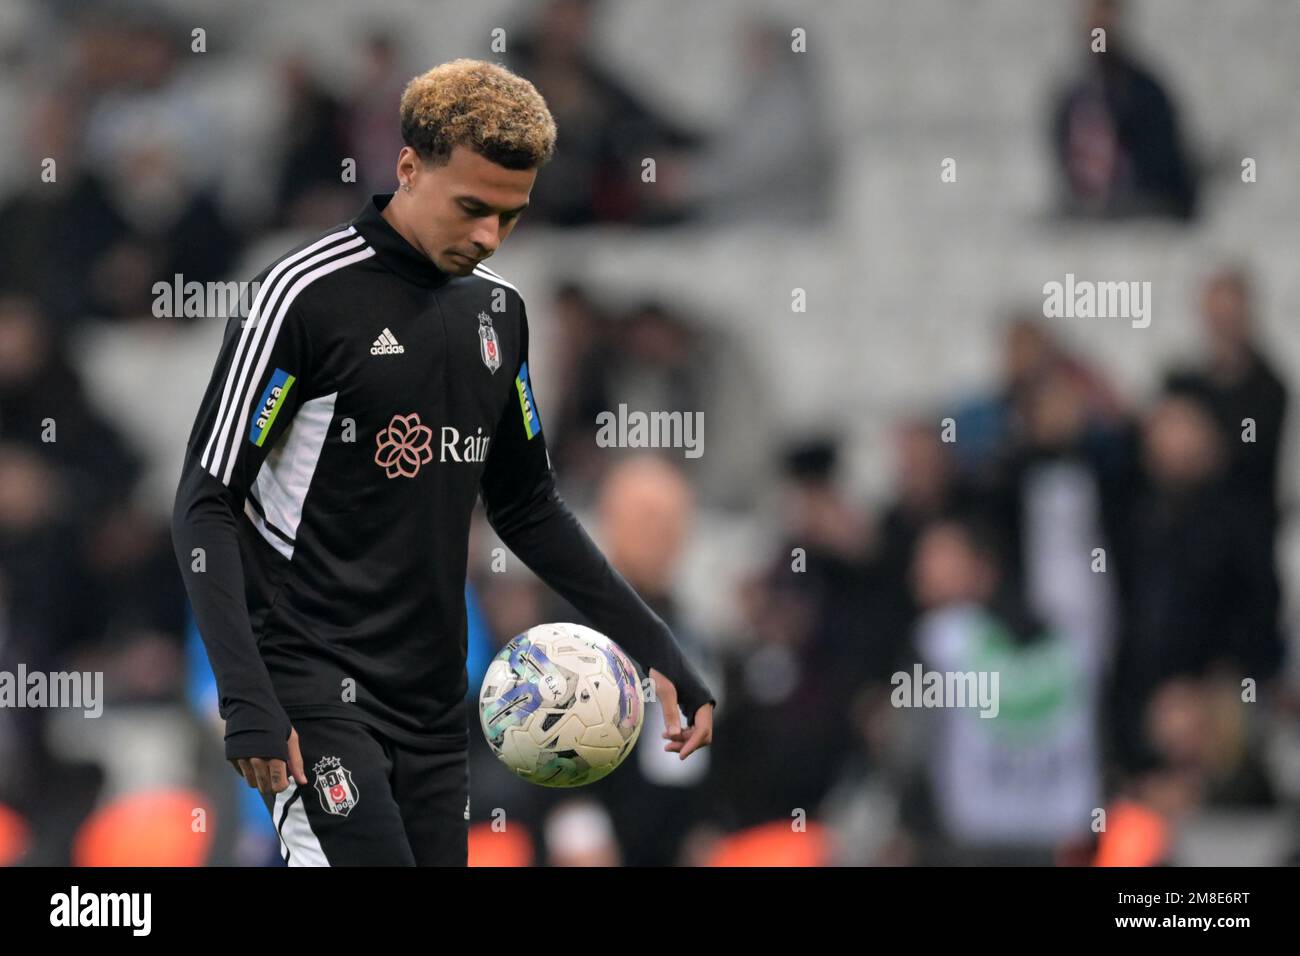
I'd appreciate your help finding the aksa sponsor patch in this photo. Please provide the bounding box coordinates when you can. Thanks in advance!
[515,361,541,439]
[248,367,296,447]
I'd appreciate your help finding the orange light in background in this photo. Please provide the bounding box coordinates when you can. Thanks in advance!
[468,821,533,867]
[1092,800,1169,867]
[706,820,832,867]
[0,803,31,866]
[73,789,213,867]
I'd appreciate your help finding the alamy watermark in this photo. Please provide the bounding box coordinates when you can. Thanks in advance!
[890,664,1000,718]
[0,665,103,718]
[50,886,150,936]
[594,404,703,459]
[1042,272,1151,328]
[153,274,262,320]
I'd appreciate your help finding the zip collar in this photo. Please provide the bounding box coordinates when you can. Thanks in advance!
[351,192,454,289]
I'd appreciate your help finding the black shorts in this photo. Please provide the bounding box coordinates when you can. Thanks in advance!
[260,717,469,866]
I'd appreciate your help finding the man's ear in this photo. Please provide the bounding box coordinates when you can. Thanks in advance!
[396,147,420,185]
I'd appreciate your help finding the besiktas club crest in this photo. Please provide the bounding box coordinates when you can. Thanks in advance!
[478,311,501,373]
[313,756,360,816]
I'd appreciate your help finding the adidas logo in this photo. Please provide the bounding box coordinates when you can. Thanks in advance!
[370,328,405,355]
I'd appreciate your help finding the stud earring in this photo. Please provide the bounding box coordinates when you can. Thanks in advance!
[401,182,413,193]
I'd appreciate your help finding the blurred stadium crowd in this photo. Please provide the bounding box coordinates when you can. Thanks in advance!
[0,0,1297,865]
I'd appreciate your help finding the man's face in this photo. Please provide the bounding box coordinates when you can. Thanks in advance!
[910,524,994,609]
[1202,276,1250,346]
[396,144,537,276]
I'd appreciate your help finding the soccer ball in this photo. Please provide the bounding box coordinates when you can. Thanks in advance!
[478,622,645,787]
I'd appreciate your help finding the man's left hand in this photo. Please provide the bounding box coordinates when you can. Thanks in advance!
[648,667,714,760]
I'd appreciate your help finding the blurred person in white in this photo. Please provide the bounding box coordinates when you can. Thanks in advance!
[908,518,1100,866]
[990,372,1129,691]
[538,455,719,865]
[1050,0,1197,220]
[544,798,621,866]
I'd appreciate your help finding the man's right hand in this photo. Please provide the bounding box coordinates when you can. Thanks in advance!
[229,726,310,795]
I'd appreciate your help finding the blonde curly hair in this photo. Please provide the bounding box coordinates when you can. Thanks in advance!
[399,58,557,170]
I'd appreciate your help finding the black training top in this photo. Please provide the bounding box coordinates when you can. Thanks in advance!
[171,193,715,764]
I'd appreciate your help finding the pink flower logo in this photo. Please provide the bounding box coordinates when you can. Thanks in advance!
[374,412,433,479]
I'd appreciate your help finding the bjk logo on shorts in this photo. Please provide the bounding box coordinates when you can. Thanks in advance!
[313,755,360,816]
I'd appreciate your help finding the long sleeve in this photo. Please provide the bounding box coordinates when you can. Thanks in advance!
[171,303,315,763]
[479,305,716,721]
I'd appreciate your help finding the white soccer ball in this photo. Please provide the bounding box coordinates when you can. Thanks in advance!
[478,623,645,787]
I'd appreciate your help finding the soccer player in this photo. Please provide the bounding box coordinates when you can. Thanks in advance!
[171,58,715,866]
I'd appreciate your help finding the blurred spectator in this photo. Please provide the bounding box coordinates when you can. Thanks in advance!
[672,17,834,225]
[0,296,141,517]
[344,31,411,197]
[876,418,981,668]
[272,53,357,229]
[538,455,719,866]
[775,437,893,682]
[1109,393,1284,769]
[0,88,106,328]
[0,445,85,677]
[952,314,1127,482]
[711,438,874,830]
[544,798,621,866]
[74,12,238,318]
[73,504,189,693]
[906,518,1101,865]
[1143,676,1276,807]
[505,0,703,225]
[1165,266,1288,529]
[540,281,615,492]
[540,290,767,509]
[985,371,1133,681]
[0,443,105,864]
[1051,0,1197,220]
[0,0,1292,869]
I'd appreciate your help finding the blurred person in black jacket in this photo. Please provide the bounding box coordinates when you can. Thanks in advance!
[1165,266,1288,531]
[505,0,703,225]
[1051,0,1197,220]
[537,281,614,500]
[1109,392,1284,770]
[710,439,883,831]
[537,455,718,865]
[0,296,140,516]
[877,418,985,673]
[273,53,358,229]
